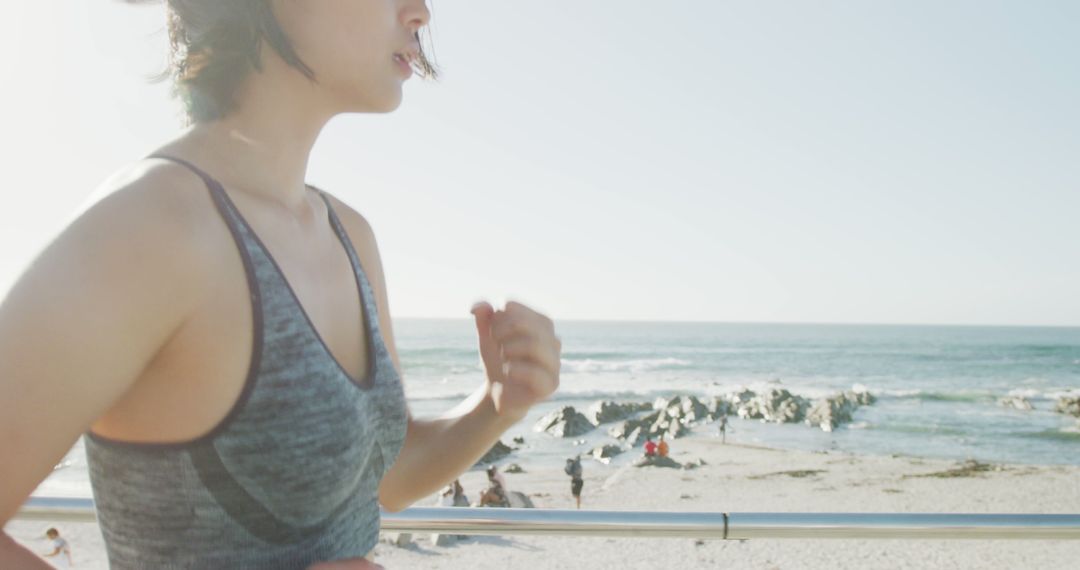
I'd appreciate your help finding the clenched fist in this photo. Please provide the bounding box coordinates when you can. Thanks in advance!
[470,300,561,420]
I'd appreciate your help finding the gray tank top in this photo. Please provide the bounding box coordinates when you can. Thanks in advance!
[83,155,409,569]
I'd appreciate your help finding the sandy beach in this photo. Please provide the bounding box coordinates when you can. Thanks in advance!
[8,430,1080,570]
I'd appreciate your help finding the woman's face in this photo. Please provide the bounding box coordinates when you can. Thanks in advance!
[271,0,430,113]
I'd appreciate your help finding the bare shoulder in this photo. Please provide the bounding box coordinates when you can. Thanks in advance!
[47,159,235,307]
[77,158,225,243]
[0,158,229,525]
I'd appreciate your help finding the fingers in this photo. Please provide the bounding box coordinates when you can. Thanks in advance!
[473,299,561,409]
[505,360,556,393]
[471,300,504,382]
[490,301,555,343]
[496,362,552,410]
[500,335,561,376]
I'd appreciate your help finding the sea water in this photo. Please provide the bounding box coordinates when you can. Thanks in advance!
[35,320,1080,498]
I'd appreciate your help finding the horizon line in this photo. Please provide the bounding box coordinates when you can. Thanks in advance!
[390,316,1080,329]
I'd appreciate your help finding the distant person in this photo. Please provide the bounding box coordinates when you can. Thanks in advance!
[644,437,658,457]
[565,456,584,509]
[479,484,509,508]
[480,466,510,507]
[452,479,470,507]
[439,485,455,507]
[658,435,670,458]
[486,465,508,494]
[718,413,728,444]
[431,485,457,546]
[42,528,72,568]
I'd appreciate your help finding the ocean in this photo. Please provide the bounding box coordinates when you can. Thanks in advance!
[35,320,1080,498]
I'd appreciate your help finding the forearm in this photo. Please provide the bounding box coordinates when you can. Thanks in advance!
[378,383,523,511]
[0,532,55,569]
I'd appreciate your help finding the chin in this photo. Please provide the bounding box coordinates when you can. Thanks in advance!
[339,88,404,115]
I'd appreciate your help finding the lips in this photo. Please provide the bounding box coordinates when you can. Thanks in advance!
[394,43,421,65]
[393,53,413,77]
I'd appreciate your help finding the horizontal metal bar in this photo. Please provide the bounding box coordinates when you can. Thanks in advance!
[16,497,1080,540]
[381,507,728,538]
[726,513,1080,540]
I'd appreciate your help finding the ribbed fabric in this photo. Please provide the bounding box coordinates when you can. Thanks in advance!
[83,155,408,569]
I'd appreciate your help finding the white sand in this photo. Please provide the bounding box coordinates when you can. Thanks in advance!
[7,433,1080,569]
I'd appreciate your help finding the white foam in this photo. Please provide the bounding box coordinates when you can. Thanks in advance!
[559,357,691,374]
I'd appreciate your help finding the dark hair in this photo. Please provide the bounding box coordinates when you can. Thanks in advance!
[128,0,439,123]
[46,528,59,536]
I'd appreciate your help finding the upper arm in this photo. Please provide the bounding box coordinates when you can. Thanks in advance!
[0,165,214,524]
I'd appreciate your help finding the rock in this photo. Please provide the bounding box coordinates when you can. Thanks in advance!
[1055,396,1080,417]
[850,385,876,405]
[806,398,852,432]
[805,392,866,432]
[504,463,525,474]
[534,406,595,437]
[507,490,535,508]
[666,395,710,425]
[999,395,1034,411]
[512,436,526,445]
[590,444,624,463]
[649,407,690,439]
[608,410,660,440]
[586,400,652,425]
[727,388,757,407]
[433,533,456,547]
[632,455,683,469]
[474,440,513,465]
[706,397,733,421]
[742,388,809,423]
[383,532,413,547]
[628,426,649,447]
[607,404,692,443]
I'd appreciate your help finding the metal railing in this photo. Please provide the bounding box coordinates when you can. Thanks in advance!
[16,497,1080,540]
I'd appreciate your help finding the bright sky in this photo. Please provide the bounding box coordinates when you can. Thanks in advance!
[1,1,1078,326]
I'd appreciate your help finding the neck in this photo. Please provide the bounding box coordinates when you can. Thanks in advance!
[176,53,336,215]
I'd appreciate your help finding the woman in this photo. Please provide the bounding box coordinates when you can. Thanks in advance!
[0,1,561,568]
[451,479,470,507]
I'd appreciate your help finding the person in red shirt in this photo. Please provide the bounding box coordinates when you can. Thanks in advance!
[644,437,657,457]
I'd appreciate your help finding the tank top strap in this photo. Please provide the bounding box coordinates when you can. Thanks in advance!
[145,153,249,233]
[147,153,227,195]
[310,186,387,343]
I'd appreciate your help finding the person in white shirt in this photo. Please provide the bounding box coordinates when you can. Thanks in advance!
[42,528,73,568]
[430,485,457,546]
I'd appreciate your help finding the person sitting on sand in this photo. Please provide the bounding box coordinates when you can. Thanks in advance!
[42,528,72,568]
[644,437,658,457]
[658,435,670,457]
[480,466,510,507]
[479,484,510,508]
[487,465,509,494]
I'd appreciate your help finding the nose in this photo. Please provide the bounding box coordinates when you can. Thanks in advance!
[401,0,431,34]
